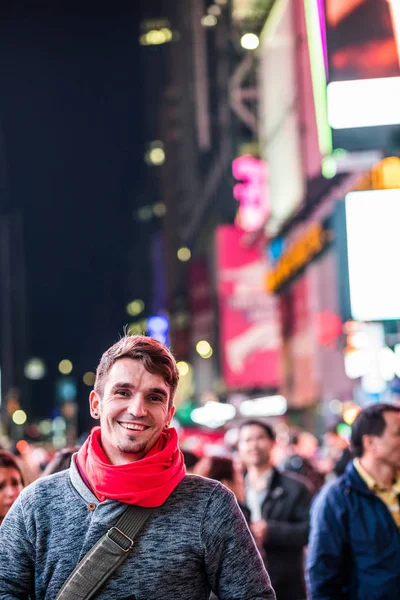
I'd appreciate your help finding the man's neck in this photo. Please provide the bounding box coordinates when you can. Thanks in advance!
[247,463,272,488]
[359,456,397,489]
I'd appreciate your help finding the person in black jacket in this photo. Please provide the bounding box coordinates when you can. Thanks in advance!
[238,420,311,600]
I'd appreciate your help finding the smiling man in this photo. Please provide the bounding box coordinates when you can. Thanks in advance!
[0,335,275,600]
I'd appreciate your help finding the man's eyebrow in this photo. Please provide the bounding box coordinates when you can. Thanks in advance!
[149,387,169,399]
[110,383,168,398]
[111,382,134,391]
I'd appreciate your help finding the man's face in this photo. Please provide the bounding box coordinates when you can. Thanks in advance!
[238,424,274,469]
[89,358,175,465]
[366,411,400,469]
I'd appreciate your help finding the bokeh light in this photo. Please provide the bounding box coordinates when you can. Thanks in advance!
[240,33,259,50]
[177,247,191,262]
[12,410,27,425]
[126,299,145,316]
[83,371,96,386]
[58,359,73,375]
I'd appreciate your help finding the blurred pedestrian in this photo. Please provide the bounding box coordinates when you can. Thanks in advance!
[194,455,250,600]
[193,455,248,517]
[307,403,400,599]
[181,448,200,473]
[284,430,325,495]
[0,451,24,526]
[41,447,80,477]
[238,420,311,600]
[322,425,352,478]
[0,335,275,599]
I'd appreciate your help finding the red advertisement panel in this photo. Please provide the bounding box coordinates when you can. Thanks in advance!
[216,225,281,389]
[325,0,400,81]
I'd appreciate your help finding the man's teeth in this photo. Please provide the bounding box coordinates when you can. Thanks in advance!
[120,423,146,431]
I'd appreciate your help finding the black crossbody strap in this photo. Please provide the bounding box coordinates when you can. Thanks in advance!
[56,504,155,600]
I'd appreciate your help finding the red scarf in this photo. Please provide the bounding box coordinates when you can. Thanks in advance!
[76,426,186,507]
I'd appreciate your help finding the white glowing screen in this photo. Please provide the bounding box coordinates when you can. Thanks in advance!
[328,77,400,129]
[345,189,400,321]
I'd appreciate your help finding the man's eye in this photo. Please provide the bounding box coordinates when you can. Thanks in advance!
[150,396,162,402]
[116,390,129,396]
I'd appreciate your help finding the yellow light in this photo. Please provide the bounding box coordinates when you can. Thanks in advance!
[148,147,166,166]
[146,30,167,45]
[177,247,191,262]
[58,359,73,375]
[202,347,213,359]
[196,340,213,358]
[12,409,27,425]
[126,299,145,316]
[128,320,147,335]
[240,33,259,50]
[153,202,167,217]
[343,405,361,426]
[160,28,173,41]
[208,5,221,16]
[177,361,190,377]
[83,371,96,386]
[201,15,217,27]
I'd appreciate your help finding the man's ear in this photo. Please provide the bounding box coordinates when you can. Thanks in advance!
[166,404,175,427]
[89,390,101,419]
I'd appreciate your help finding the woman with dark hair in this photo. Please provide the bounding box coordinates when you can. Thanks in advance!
[0,451,24,525]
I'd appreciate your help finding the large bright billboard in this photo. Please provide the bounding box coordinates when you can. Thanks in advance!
[345,188,400,321]
[215,225,281,389]
[325,0,400,134]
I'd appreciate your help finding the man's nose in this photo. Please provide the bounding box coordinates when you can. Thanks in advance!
[128,393,147,417]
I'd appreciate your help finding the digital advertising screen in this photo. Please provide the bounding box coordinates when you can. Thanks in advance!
[325,0,400,141]
[344,188,400,321]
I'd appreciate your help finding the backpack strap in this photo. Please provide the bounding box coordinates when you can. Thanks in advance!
[56,504,155,600]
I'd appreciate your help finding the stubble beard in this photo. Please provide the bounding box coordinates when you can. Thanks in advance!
[117,437,147,456]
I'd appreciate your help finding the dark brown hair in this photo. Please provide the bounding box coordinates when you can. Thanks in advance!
[0,450,25,486]
[350,403,400,458]
[202,456,235,483]
[94,335,179,407]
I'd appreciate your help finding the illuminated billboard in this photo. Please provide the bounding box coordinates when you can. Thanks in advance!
[345,188,400,321]
[325,0,400,136]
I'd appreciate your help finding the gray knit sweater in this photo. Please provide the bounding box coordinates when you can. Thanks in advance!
[0,458,275,599]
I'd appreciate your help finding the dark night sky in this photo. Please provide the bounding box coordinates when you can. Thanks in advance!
[0,1,154,418]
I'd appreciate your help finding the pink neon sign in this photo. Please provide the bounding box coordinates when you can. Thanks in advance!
[232,155,270,233]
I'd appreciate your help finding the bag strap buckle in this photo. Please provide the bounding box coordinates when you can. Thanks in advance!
[106,526,134,552]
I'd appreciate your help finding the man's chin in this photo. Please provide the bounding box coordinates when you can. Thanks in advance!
[117,442,147,456]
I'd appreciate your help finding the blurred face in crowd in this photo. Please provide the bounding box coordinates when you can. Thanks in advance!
[0,467,23,522]
[90,358,174,465]
[238,424,274,469]
[364,410,400,469]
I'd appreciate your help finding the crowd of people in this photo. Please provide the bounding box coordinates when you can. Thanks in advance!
[0,334,399,599]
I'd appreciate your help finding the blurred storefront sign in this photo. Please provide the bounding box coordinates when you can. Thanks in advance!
[215,225,281,390]
[232,155,270,233]
[280,274,319,407]
[354,156,400,191]
[266,219,334,293]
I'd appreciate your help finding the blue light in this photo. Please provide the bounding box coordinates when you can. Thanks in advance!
[268,237,285,265]
[147,315,169,345]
